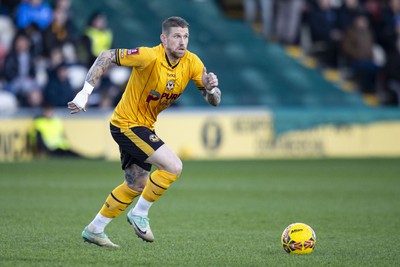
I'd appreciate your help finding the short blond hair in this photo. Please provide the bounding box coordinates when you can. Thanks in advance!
[162,16,189,35]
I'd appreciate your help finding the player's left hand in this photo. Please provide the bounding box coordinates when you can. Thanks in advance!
[202,67,218,90]
[67,90,89,114]
[68,81,94,114]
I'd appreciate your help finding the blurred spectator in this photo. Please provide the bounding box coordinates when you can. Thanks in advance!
[24,23,44,57]
[384,35,400,105]
[0,15,15,53]
[380,0,400,53]
[26,87,43,107]
[79,11,113,67]
[48,46,64,70]
[3,31,42,107]
[336,0,363,32]
[274,0,305,45]
[43,62,74,107]
[0,15,15,73]
[16,0,53,31]
[341,13,380,93]
[334,0,364,66]
[243,0,275,39]
[30,104,81,157]
[363,0,384,52]
[42,7,76,57]
[307,0,341,68]
[53,0,73,22]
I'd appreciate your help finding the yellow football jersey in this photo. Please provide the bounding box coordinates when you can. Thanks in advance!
[110,44,205,130]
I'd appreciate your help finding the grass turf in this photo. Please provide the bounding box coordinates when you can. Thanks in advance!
[0,158,399,266]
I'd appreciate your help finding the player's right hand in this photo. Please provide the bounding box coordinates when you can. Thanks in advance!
[67,90,89,114]
[202,67,218,91]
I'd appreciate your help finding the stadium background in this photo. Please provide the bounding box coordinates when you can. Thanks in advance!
[1,0,400,161]
[1,1,400,266]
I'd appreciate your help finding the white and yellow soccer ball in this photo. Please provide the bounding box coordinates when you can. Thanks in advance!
[281,223,316,254]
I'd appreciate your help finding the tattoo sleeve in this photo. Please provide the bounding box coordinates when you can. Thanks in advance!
[85,49,117,86]
[201,88,221,106]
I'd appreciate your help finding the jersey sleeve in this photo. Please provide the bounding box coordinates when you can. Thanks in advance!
[191,54,205,90]
[115,47,155,69]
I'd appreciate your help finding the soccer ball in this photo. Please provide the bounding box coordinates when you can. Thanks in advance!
[281,223,316,254]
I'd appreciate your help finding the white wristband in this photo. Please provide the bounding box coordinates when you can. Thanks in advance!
[206,87,216,95]
[82,81,94,95]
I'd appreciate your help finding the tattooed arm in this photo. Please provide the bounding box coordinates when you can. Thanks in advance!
[85,49,117,86]
[200,87,222,107]
[67,49,117,114]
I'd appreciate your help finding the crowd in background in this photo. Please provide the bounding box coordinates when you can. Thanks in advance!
[1,0,400,111]
[243,0,400,106]
[0,0,128,113]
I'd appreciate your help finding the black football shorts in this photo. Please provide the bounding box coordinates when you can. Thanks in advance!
[110,124,165,171]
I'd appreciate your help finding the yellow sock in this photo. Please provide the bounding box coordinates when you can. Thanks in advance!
[100,181,140,218]
[142,170,180,202]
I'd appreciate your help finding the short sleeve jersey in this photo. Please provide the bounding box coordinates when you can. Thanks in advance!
[110,44,205,130]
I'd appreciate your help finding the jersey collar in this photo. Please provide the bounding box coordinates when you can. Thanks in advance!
[165,53,180,69]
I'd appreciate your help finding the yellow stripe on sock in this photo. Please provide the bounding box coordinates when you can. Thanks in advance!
[100,182,141,218]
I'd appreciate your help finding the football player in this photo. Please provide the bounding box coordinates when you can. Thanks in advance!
[68,16,221,247]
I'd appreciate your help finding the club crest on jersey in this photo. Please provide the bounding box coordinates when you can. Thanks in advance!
[166,80,175,91]
[149,134,160,142]
[127,48,139,55]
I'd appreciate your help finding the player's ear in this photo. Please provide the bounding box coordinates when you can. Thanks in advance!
[160,33,166,45]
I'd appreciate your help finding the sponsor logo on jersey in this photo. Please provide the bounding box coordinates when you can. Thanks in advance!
[146,90,161,102]
[149,134,160,142]
[166,80,175,90]
[146,89,181,106]
[160,92,181,105]
[127,48,139,55]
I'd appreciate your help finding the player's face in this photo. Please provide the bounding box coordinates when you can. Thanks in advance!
[162,27,189,62]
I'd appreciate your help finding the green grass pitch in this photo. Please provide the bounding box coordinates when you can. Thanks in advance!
[0,158,399,266]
